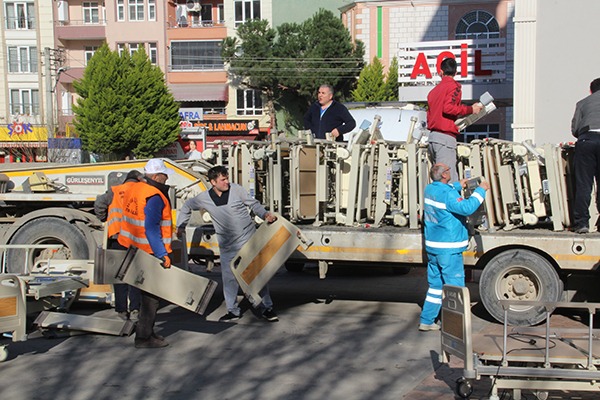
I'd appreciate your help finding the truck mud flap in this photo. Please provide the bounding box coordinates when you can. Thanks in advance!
[34,311,135,336]
[116,247,217,315]
[230,215,312,306]
[0,275,27,342]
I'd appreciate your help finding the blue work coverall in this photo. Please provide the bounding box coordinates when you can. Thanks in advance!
[420,181,486,325]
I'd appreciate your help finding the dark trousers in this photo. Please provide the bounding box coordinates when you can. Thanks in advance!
[573,135,600,229]
[135,290,161,340]
[114,283,141,313]
[109,239,141,313]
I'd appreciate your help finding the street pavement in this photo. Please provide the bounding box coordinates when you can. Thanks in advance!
[0,265,598,400]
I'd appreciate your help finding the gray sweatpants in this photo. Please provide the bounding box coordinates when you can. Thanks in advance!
[428,131,459,182]
[220,247,273,316]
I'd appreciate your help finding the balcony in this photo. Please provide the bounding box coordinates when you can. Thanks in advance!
[55,20,106,41]
[167,18,227,40]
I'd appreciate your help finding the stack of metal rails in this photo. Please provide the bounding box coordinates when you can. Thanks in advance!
[203,129,578,234]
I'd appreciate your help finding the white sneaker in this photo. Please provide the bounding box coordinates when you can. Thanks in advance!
[130,310,139,322]
[418,323,441,331]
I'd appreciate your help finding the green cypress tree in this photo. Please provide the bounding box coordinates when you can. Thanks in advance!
[73,43,180,159]
[352,57,387,102]
[384,57,399,101]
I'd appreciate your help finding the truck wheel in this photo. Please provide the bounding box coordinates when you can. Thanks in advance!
[479,249,562,326]
[5,218,90,274]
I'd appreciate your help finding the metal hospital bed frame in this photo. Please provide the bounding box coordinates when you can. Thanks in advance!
[441,285,600,400]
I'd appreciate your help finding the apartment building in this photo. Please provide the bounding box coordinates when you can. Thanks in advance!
[0,0,54,162]
[0,1,358,161]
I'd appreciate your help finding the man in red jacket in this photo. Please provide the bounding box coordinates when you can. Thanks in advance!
[427,58,482,182]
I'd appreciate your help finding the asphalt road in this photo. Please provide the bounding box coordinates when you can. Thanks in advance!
[0,264,493,400]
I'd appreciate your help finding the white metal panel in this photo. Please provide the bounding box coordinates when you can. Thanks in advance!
[116,248,217,315]
[230,216,311,306]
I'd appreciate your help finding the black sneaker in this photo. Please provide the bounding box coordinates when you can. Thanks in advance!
[219,312,241,322]
[261,308,279,322]
[575,227,589,234]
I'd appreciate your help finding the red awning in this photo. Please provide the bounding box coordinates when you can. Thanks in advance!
[168,83,228,102]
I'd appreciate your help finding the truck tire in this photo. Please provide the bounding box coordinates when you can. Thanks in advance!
[5,217,90,274]
[479,249,563,326]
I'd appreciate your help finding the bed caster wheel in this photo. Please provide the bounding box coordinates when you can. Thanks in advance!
[534,391,549,400]
[455,377,473,399]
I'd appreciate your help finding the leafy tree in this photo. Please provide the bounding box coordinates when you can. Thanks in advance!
[352,56,400,102]
[352,57,387,102]
[73,43,180,159]
[222,9,364,130]
[384,57,399,101]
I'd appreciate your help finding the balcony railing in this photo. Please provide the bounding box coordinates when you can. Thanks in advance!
[56,19,107,26]
[169,64,225,72]
[5,17,36,30]
[168,19,225,29]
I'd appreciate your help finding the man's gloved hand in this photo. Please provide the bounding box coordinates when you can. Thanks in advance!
[160,255,172,269]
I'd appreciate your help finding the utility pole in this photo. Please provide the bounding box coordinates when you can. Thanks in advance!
[44,47,54,138]
[44,47,66,139]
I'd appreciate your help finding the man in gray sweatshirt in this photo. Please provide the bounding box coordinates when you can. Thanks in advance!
[571,78,600,233]
[176,165,278,322]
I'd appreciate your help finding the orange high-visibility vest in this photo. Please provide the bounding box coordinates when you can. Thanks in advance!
[106,181,138,238]
[117,182,173,254]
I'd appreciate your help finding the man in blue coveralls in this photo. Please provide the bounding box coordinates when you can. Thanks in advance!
[419,163,489,331]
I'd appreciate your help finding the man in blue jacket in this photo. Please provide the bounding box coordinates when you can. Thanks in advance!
[304,84,356,142]
[419,163,489,331]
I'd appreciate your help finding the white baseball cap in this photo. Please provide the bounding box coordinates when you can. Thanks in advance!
[144,159,174,175]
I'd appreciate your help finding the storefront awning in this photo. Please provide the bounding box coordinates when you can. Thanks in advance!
[168,83,228,102]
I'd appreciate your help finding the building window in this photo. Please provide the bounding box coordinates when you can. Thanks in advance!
[217,4,224,23]
[129,43,141,56]
[5,2,35,30]
[84,46,98,65]
[128,0,144,21]
[236,89,263,116]
[10,89,39,115]
[117,0,125,21]
[8,46,37,73]
[149,43,157,64]
[117,43,125,56]
[148,0,156,21]
[201,4,212,24]
[170,41,223,71]
[455,10,500,40]
[234,0,260,27]
[457,124,500,143]
[83,2,100,24]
